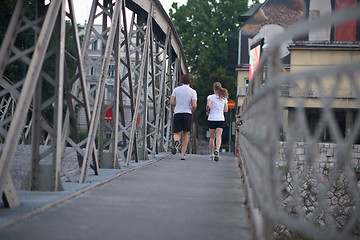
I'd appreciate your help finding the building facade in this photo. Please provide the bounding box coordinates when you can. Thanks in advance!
[233,0,360,142]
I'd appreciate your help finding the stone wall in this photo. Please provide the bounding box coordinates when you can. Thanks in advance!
[278,141,360,170]
[275,142,360,238]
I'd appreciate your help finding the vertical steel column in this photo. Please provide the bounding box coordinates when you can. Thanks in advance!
[117,9,137,163]
[126,4,153,166]
[98,0,110,169]
[162,39,175,152]
[97,0,125,169]
[80,0,122,183]
[0,0,64,198]
[53,0,66,191]
[109,4,121,169]
[151,28,171,156]
[61,0,93,170]
[27,0,66,191]
[29,0,43,191]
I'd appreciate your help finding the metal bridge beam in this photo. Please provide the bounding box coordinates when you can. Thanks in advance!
[79,0,187,177]
[0,0,188,207]
[0,0,98,201]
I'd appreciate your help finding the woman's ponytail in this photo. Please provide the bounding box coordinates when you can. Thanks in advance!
[213,82,228,99]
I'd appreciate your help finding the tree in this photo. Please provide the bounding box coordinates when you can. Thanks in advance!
[1,0,35,83]
[169,0,248,129]
[0,0,19,44]
[0,1,82,124]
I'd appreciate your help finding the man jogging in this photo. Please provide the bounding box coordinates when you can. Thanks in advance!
[170,73,197,160]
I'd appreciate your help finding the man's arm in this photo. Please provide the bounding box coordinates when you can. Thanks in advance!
[170,96,176,107]
[191,99,197,112]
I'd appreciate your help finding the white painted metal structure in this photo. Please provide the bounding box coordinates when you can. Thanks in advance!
[0,0,188,208]
[237,6,360,240]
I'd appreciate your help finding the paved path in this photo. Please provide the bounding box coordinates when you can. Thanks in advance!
[0,154,251,240]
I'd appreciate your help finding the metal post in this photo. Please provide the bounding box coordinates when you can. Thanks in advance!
[126,4,153,166]
[229,109,232,154]
[80,0,122,183]
[0,0,62,195]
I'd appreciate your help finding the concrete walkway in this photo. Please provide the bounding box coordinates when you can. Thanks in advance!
[0,154,251,240]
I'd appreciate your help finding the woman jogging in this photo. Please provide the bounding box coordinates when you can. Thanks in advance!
[206,82,228,162]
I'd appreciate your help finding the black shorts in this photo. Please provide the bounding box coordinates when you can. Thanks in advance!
[208,121,225,129]
[173,113,192,133]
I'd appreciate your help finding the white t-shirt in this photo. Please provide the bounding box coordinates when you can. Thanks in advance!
[171,85,197,114]
[207,94,227,121]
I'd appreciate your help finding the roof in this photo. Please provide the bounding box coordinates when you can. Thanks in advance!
[289,41,360,49]
[241,0,306,36]
[238,3,262,22]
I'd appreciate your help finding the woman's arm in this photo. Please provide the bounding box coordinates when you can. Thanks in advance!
[206,99,211,115]
[224,102,228,113]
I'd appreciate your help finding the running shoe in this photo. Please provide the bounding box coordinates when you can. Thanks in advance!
[214,149,219,162]
[171,140,180,155]
[209,155,214,161]
[180,155,186,160]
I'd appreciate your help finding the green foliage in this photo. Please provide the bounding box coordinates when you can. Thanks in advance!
[0,0,18,44]
[220,144,229,151]
[354,221,360,237]
[169,0,248,127]
[1,1,36,83]
[1,2,82,126]
[70,130,109,149]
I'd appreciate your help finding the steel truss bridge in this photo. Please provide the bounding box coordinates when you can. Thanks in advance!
[2,0,360,239]
[0,0,191,208]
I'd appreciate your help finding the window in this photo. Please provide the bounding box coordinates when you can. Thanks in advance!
[90,84,97,99]
[108,65,115,78]
[245,78,249,94]
[106,85,114,100]
[91,40,98,50]
[90,67,97,76]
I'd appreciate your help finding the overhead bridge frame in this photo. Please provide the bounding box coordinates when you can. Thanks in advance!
[0,0,189,208]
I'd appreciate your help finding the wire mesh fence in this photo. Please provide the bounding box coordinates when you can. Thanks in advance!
[236,6,360,240]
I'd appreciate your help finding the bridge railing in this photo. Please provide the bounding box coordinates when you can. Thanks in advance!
[237,6,360,240]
